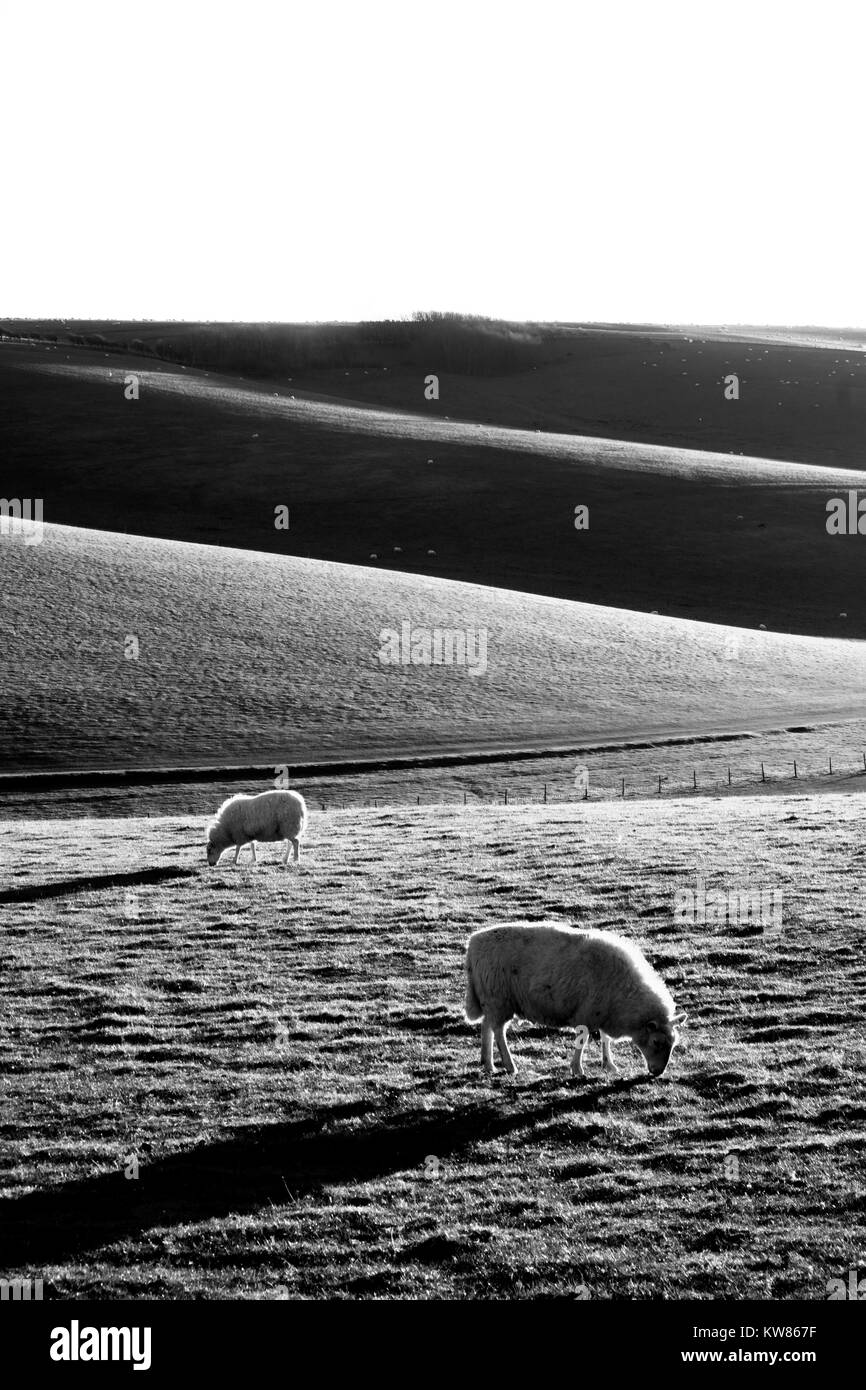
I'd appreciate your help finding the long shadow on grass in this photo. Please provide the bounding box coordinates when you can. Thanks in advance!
[0,1086,623,1266]
[0,867,196,905]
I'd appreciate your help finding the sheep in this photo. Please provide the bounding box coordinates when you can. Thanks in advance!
[206,790,307,867]
[463,923,686,1079]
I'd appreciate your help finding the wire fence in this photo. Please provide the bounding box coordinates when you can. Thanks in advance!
[4,745,865,820]
[309,751,866,811]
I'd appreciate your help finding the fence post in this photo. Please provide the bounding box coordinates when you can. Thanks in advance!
[621,778,625,799]
[543,783,547,803]
[504,787,508,805]
[693,769,697,789]
[657,775,662,794]
[463,791,467,805]
[793,761,797,779]
[829,756,833,774]
[417,795,420,804]
[761,763,765,783]
[727,766,731,785]
[583,784,588,801]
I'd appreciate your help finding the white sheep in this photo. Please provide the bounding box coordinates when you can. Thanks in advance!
[464,923,686,1078]
[206,790,307,867]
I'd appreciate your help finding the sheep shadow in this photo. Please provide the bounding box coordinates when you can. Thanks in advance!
[0,866,196,905]
[1,1090,605,1268]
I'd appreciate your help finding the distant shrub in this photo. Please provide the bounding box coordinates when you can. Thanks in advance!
[407,311,542,375]
[81,314,550,380]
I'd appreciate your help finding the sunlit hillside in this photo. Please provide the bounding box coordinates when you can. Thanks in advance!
[4,522,866,772]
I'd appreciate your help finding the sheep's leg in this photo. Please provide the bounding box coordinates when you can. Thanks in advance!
[292,838,300,863]
[233,844,241,865]
[494,1023,517,1076]
[601,1032,620,1075]
[251,841,257,864]
[283,839,290,866]
[481,1021,495,1075]
[570,1024,590,1078]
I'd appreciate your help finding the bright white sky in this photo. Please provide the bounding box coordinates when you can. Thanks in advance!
[2,0,863,325]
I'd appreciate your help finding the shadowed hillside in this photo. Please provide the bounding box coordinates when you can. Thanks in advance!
[5,316,865,460]
[3,332,866,636]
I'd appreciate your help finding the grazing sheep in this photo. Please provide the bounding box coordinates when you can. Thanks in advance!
[464,923,686,1079]
[206,790,307,867]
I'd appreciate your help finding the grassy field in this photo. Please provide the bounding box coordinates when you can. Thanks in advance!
[6,522,866,772]
[1,793,863,1299]
[4,328,866,635]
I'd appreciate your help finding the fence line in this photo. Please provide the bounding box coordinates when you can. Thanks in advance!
[311,750,866,810]
[4,750,863,817]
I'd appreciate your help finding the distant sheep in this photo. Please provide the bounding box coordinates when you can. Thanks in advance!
[206,790,307,867]
[464,923,686,1079]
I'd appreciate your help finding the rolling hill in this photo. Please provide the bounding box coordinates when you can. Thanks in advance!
[3,329,866,636]
[4,521,866,773]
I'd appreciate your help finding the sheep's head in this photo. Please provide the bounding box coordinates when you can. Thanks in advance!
[633,1012,687,1077]
[205,823,225,866]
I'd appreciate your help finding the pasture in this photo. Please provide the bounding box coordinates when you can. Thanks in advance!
[1,793,863,1299]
